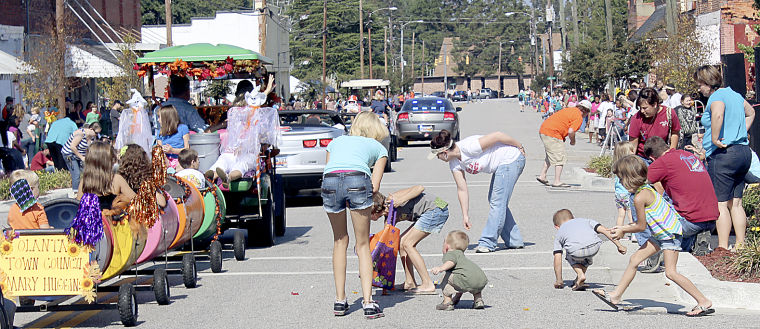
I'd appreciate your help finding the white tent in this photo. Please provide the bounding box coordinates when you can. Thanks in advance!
[289,75,302,94]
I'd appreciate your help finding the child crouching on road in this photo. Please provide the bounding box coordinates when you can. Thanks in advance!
[432,231,487,310]
[552,209,626,291]
[372,185,450,294]
[593,155,713,317]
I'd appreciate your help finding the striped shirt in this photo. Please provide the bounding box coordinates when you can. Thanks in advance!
[639,184,683,240]
[61,128,90,156]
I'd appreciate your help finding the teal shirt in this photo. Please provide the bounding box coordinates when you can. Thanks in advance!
[44,117,78,145]
[702,87,749,157]
[323,135,387,176]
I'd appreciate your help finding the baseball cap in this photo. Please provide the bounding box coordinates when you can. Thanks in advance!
[578,100,592,110]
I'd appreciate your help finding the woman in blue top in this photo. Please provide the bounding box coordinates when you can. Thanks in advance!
[155,105,190,169]
[322,111,388,319]
[694,64,756,250]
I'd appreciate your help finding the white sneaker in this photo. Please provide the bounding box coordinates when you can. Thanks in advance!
[475,246,492,253]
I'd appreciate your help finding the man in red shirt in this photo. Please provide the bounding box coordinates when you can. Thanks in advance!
[30,148,55,172]
[644,136,717,255]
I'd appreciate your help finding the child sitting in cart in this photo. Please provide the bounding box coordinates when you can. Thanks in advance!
[7,169,50,229]
[206,75,280,186]
[176,149,206,189]
[371,185,449,294]
[155,105,190,169]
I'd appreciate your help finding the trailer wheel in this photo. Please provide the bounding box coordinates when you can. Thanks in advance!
[209,240,223,272]
[118,283,138,327]
[182,253,197,288]
[274,193,286,237]
[233,230,246,261]
[153,268,170,305]
[252,191,275,247]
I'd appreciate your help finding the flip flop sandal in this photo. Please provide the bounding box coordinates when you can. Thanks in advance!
[536,177,549,186]
[551,183,572,188]
[406,288,438,295]
[685,305,715,317]
[592,289,619,311]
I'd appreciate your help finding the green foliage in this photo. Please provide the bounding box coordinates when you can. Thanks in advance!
[97,35,141,103]
[205,80,232,102]
[0,170,72,201]
[141,0,252,25]
[730,235,760,278]
[586,155,613,178]
[649,16,711,93]
[743,185,760,217]
[531,72,550,92]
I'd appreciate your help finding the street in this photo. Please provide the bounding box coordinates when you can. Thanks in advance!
[16,99,759,328]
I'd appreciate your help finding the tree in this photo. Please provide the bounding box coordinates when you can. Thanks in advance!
[205,80,232,103]
[97,35,141,103]
[141,0,252,25]
[648,16,711,93]
[562,40,610,91]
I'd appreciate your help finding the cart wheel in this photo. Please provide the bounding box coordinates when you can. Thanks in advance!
[182,253,197,288]
[274,193,286,237]
[251,192,275,247]
[118,283,138,327]
[209,240,223,273]
[153,268,170,305]
[233,230,246,261]
[390,136,398,162]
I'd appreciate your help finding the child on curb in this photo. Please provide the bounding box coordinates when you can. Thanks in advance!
[552,209,626,291]
[176,149,206,189]
[371,185,449,294]
[431,230,487,311]
[613,141,636,240]
[7,170,50,229]
[593,155,713,317]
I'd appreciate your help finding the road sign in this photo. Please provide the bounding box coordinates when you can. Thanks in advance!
[547,77,556,80]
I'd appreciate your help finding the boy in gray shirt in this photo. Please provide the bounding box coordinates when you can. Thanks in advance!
[552,209,627,290]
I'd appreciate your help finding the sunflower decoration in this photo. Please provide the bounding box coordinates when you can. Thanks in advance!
[83,261,103,284]
[3,228,17,242]
[67,243,81,257]
[81,277,96,303]
[0,240,12,256]
[0,269,11,299]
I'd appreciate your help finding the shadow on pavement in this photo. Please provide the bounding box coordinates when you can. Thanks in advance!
[620,298,688,314]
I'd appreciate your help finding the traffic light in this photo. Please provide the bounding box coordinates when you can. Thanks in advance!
[466,55,470,65]
[518,56,523,64]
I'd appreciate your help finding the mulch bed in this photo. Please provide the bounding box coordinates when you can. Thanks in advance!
[695,247,760,283]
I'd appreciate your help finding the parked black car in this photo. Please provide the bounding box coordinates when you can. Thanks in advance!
[452,91,467,102]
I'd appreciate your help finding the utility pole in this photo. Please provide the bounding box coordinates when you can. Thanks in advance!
[165,0,172,46]
[322,0,327,108]
[443,42,448,97]
[369,27,373,79]
[571,0,579,48]
[531,1,540,76]
[56,0,65,113]
[259,0,267,56]
[665,0,678,35]
[547,2,555,79]
[421,40,425,94]
[384,27,388,77]
[411,32,415,90]
[359,0,364,78]
[498,42,502,96]
[559,0,566,52]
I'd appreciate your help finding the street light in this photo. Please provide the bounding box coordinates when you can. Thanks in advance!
[400,20,424,82]
[366,7,397,79]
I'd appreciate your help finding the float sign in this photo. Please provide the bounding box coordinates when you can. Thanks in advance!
[0,234,89,297]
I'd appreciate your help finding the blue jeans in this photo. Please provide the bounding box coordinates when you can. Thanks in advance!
[679,218,715,252]
[478,155,525,250]
[64,154,84,191]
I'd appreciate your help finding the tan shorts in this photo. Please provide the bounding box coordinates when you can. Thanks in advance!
[540,134,567,166]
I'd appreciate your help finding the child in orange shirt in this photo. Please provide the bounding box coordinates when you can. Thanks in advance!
[8,169,50,229]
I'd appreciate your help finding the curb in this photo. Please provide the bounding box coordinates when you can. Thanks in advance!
[569,167,614,191]
[675,252,760,310]
[0,188,73,212]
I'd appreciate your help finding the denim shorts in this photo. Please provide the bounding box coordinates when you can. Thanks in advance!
[707,144,751,202]
[320,172,373,213]
[649,234,682,251]
[413,206,449,234]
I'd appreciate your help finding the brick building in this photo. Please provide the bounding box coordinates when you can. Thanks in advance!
[412,37,535,97]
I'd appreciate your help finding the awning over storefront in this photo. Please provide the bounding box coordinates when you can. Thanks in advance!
[65,45,125,78]
[0,49,31,79]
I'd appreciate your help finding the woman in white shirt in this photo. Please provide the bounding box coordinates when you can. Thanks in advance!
[429,129,526,253]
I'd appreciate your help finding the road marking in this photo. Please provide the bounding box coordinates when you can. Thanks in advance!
[244,251,550,261]
[201,266,611,277]
[57,310,100,329]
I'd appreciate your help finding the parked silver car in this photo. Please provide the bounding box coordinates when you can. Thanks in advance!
[276,110,346,196]
[396,97,461,146]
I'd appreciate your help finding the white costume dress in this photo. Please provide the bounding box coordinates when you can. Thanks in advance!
[115,89,155,155]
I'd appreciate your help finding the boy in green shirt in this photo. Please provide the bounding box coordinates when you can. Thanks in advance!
[432,230,488,310]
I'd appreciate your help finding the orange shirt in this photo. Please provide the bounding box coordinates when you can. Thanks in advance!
[539,107,584,141]
[8,203,49,229]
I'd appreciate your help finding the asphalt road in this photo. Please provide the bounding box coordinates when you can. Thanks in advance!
[15,99,759,328]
